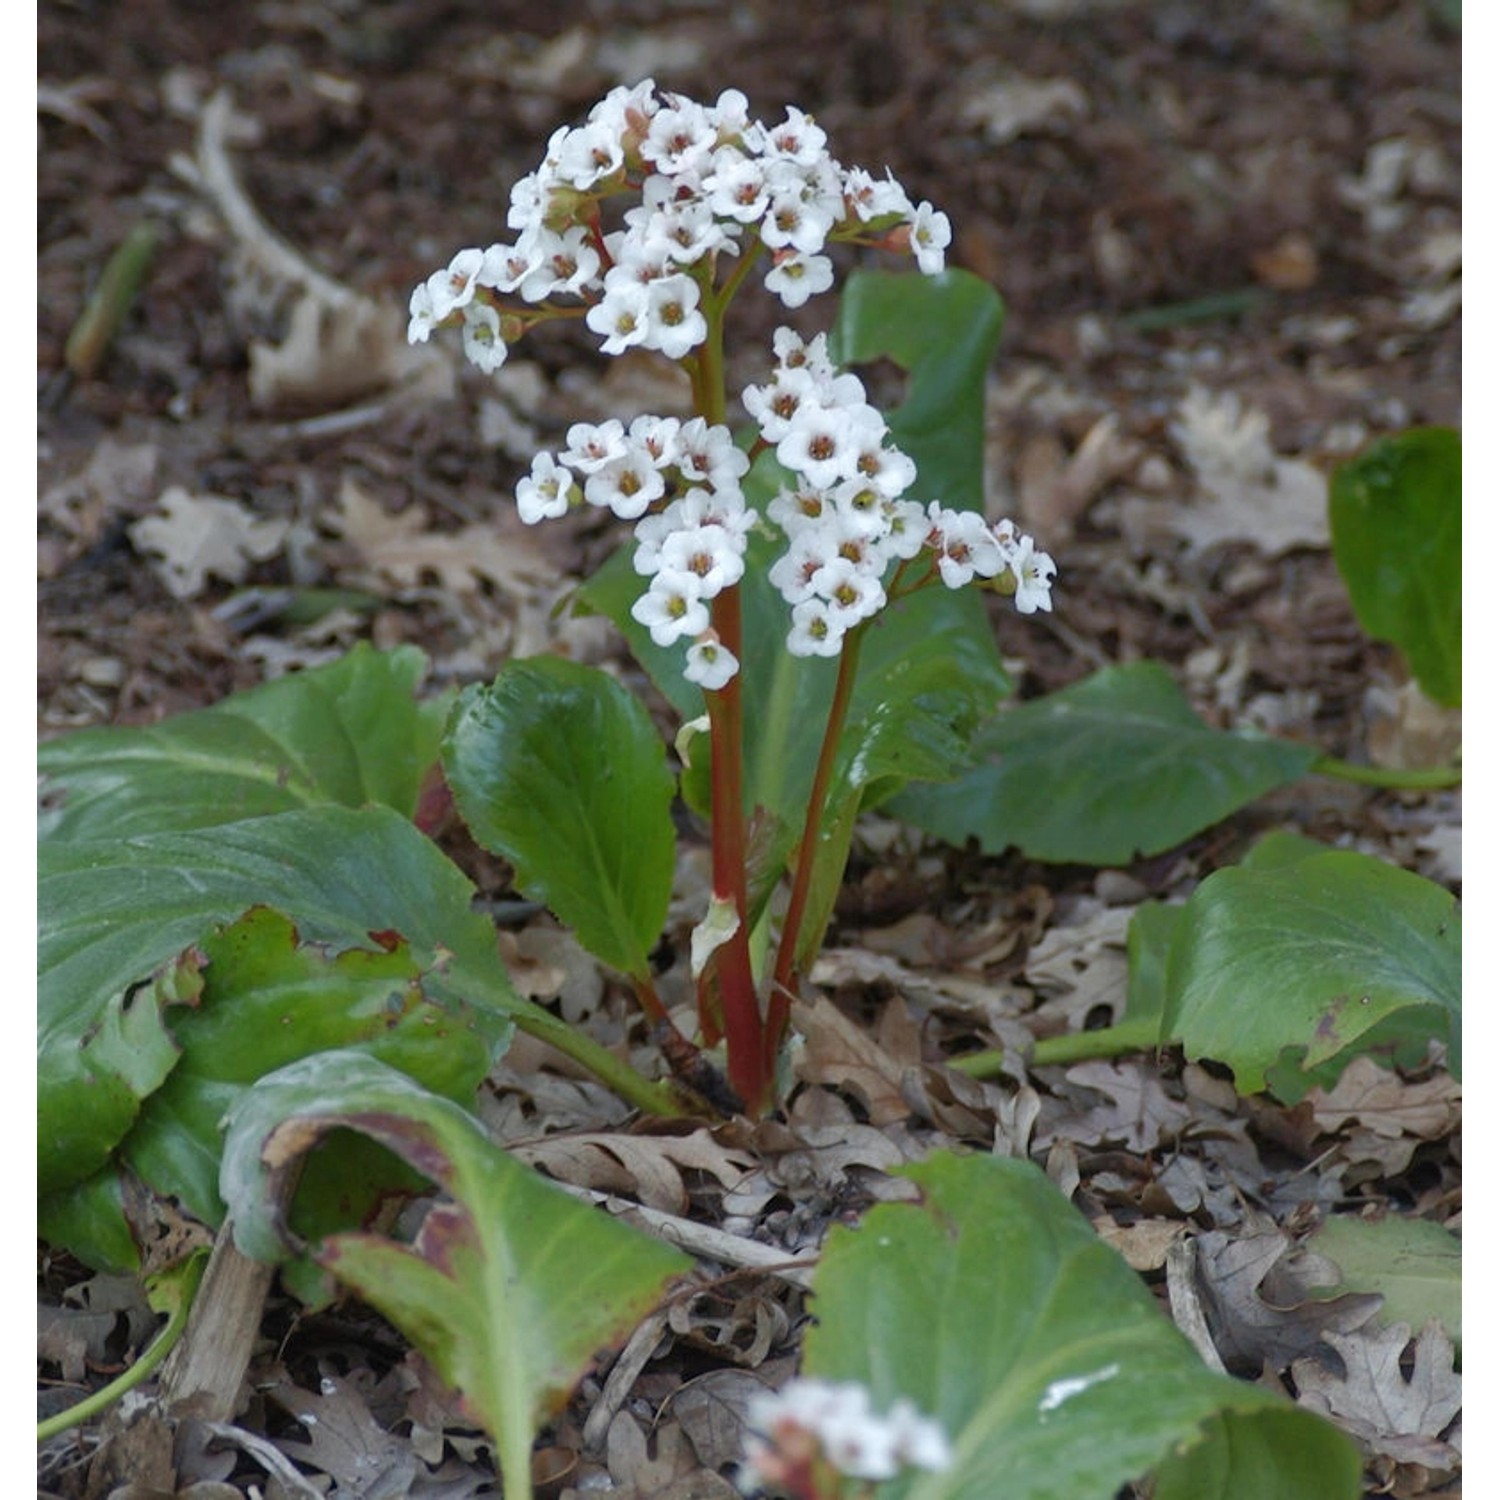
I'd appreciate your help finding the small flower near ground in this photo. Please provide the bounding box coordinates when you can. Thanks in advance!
[739,1378,953,1497]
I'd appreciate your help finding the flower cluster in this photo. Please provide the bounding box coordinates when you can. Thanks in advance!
[408,81,1053,689]
[751,329,1055,657]
[739,1378,953,1495]
[406,79,951,374]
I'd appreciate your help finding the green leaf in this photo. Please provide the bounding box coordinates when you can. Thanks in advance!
[38,805,520,1198]
[122,907,494,1228]
[220,1053,690,1500]
[442,658,676,981]
[1306,1216,1461,1354]
[1150,1406,1364,1500]
[1162,848,1460,1100]
[39,644,449,839]
[892,662,1320,863]
[1330,427,1461,707]
[803,1152,1359,1500]
[830,269,1001,511]
[37,1168,140,1275]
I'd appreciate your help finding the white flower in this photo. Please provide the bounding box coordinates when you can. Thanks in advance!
[583,450,666,520]
[739,1379,952,1492]
[684,631,739,691]
[764,250,834,308]
[674,418,751,492]
[926,503,1004,587]
[427,246,485,318]
[777,403,884,490]
[628,413,682,469]
[460,301,507,373]
[561,419,628,475]
[480,239,543,295]
[658,522,745,598]
[643,274,708,359]
[786,597,846,657]
[1010,534,1057,613]
[909,200,952,274]
[515,452,574,524]
[631,570,710,647]
[407,280,437,344]
[812,555,886,625]
[762,106,828,167]
[585,281,653,355]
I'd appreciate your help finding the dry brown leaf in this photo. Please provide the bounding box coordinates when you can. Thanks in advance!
[791,997,912,1125]
[670,1369,769,1470]
[667,1285,792,1368]
[959,74,1089,143]
[128,486,290,600]
[328,477,549,598]
[1016,412,1143,540]
[265,1371,418,1493]
[1023,900,1132,1031]
[1161,384,1330,555]
[1293,1321,1461,1468]
[1193,1215,1383,1373]
[511,1127,755,1215]
[1037,1060,1193,1154]
[1094,1216,1188,1273]
[39,438,158,544]
[604,1410,700,1497]
[1309,1057,1461,1145]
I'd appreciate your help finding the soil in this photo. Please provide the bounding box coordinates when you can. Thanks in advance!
[39,2,1460,1497]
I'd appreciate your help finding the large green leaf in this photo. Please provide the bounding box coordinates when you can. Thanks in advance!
[1162,848,1460,1100]
[803,1152,1360,1500]
[891,662,1319,863]
[1330,427,1461,707]
[442,658,676,982]
[1306,1215,1461,1355]
[38,805,520,1198]
[122,907,495,1227]
[220,1053,690,1500]
[39,644,450,839]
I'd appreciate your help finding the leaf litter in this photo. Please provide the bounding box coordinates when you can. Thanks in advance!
[39,2,1459,1496]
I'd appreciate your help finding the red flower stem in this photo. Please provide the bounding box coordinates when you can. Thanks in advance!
[688,299,767,1112]
[704,586,765,1110]
[765,621,867,1069]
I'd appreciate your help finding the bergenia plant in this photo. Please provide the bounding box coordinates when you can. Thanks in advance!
[407,79,1054,1114]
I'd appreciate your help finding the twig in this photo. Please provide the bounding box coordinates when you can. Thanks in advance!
[549,1180,819,1288]
[193,89,354,311]
[1165,1239,1227,1374]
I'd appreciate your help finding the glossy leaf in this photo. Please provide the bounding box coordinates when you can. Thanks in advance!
[220,1053,690,1500]
[1330,427,1461,706]
[803,1152,1360,1500]
[442,658,676,981]
[123,907,494,1227]
[1163,848,1460,1100]
[39,644,449,839]
[892,662,1319,863]
[38,805,520,1198]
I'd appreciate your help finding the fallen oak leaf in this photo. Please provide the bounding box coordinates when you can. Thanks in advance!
[1293,1321,1460,1467]
[128,486,290,600]
[790,996,912,1126]
[510,1127,755,1215]
[327,477,549,599]
[1193,1213,1383,1373]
